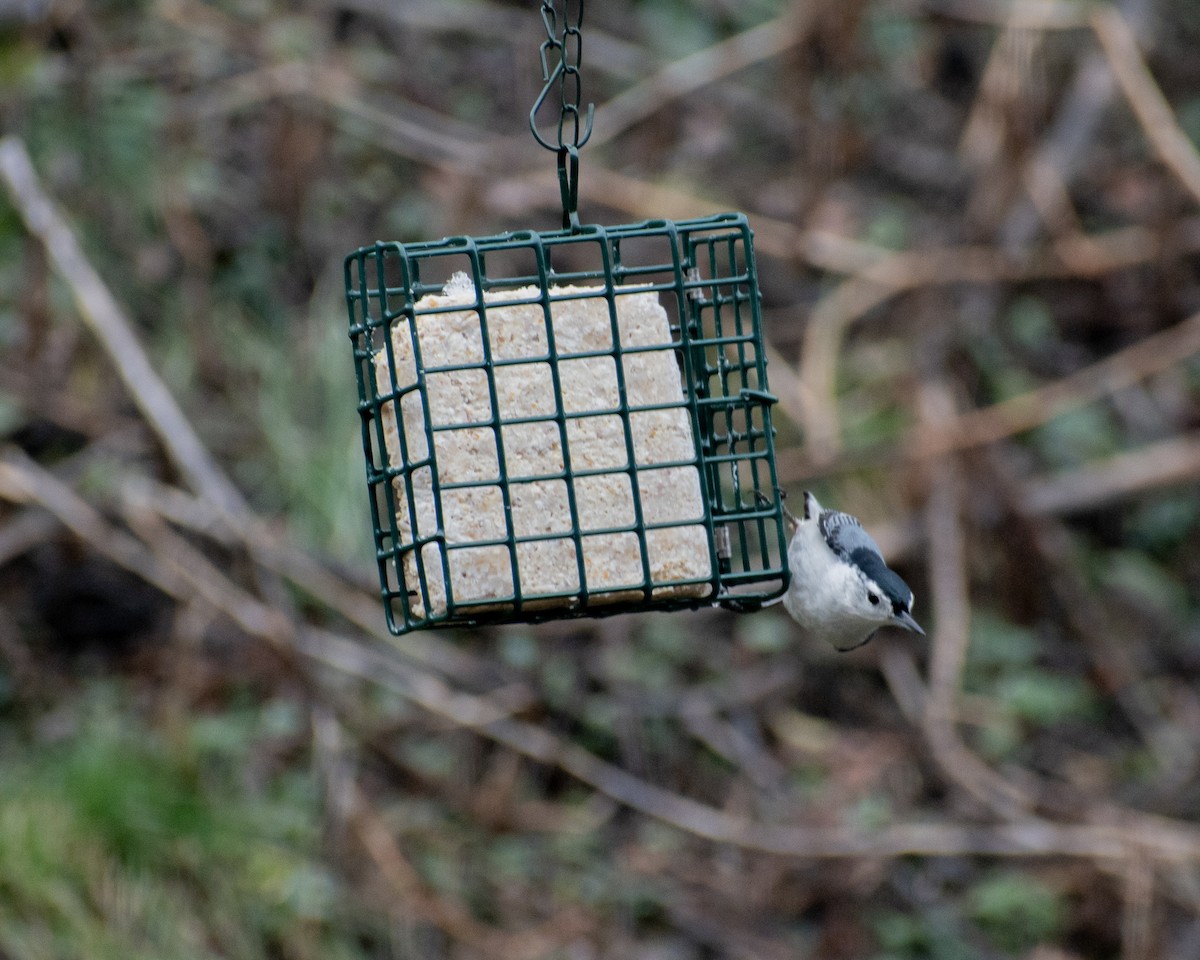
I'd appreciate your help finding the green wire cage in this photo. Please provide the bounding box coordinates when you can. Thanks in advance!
[345,213,790,635]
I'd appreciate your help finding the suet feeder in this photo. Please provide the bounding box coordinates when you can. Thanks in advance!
[344,3,790,635]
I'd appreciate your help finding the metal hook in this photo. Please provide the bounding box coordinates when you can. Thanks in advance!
[557,145,581,231]
[528,55,594,153]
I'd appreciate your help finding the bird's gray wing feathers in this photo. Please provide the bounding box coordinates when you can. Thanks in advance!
[818,509,881,562]
[819,509,914,609]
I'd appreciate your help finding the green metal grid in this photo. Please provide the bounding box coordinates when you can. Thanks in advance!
[345,212,790,635]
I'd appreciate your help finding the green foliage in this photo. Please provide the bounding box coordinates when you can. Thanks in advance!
[993,672,1099,726]
[0,685,376,960]
[966,613,1100,758]
[634,0,718,57]
[1180,98,1200,148]
[1032,406,1119,469]
[865,203,912,251]
[735,609,793,653]
[871,872,1065,959]
[871,905,973,960]
[967,872,1065,954]
[1098,549,1191,622]
[1128,493,1200,553]
[865,10,923,62]
[967,614,1040,672]
[1005,295,1057,351]
[498,627,540,669]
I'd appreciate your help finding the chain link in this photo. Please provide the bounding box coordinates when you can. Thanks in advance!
[529,0,593,230]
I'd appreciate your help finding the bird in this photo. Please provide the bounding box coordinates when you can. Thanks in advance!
[770,490,925,651]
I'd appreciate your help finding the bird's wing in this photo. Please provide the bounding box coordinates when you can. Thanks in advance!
[817,509,881,563]
[819,509,914,608]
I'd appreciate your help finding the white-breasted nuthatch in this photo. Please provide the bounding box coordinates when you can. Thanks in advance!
[772,491,925,651]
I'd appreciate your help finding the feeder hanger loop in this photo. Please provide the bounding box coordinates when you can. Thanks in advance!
[529,0,594,231]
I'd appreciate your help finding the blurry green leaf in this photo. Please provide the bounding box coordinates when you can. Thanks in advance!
[189,708,259,762]
[872,910,931,957]
[871,906,973,960]
[1180,98,1200,148]
[865,10,922,63]
[93,82,167,212]
[967,612,1039,673]
[0,392,24,436]
[400,739,459,779]
[1128,494,1200,551]
[486,836,537,882]
[1098,549,1190,620]
[498,629,539,669]
[600,641,674,691]
[864,205,911,251]
[842,382,911,448]
[264,16,320,61]
[990,365,1038,404]
[639,613,694,661]
[582,697,617,732]
[995,672,1098,726]
[974,712,1021,762]
[540,651,578,708]
[637,2,717,59]
[246,849,336,922]
[259,698,302,738]
[1006,295,1057,350]
[968,872,1064,953]
[62,727,214,868]
[850,792,892,831]
[1032,406,1118,469]
[415,848,462,898]
[735,612,792,653]
[0,37,40,89]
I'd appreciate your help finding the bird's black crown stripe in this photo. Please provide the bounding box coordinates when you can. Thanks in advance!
[848,548,913,610]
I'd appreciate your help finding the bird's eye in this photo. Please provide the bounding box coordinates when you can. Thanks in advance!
[867,592,880,605]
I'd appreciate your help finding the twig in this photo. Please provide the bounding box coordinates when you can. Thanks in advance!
[878,642,927,727]
[987,446,1191,778]
[0,507,58,568]
[795,224,1168,458]
[120,498,295,649]
[293,587,1200,863]
[918,381,1034,820]
[0,447,184,599]
[917,0,1092,29]
[12,446,1200,868]
[909,308,1200,458]
[119,473,518,687]
[0,136,247,515]
[1093,6,1200,208]
[347,776,593,960]
[1122,852,1156,960]
[680,702,788,794]
[998,0,1153,250]
[1021,433,1200,515]
[958,9,1051,168]
[586,8,816,148]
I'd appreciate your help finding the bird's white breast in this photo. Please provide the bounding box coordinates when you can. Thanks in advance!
[783,518,879,650]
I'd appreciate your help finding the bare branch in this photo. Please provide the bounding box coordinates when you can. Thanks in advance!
[0,137,248,515]
[1093,6,1200,208]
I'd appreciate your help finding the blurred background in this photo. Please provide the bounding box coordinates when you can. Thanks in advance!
[1,0,1199,957]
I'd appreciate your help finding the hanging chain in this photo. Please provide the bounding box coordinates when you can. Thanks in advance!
[529,0,594,231]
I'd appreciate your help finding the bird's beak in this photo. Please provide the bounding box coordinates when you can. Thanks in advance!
[894,610,925,636]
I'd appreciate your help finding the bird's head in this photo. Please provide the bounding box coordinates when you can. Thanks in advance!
[835,547,924,650]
